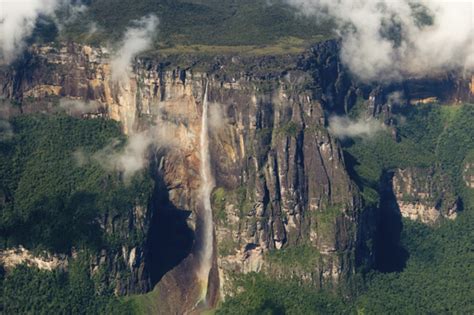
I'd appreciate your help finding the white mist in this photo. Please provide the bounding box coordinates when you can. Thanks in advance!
[196,81,214,304]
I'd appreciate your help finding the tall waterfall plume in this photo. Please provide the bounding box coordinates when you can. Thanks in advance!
[196,81,215,304]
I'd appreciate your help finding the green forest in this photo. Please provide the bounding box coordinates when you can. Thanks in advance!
[0,114,153,313]
[0,114,153,253]
[56,0,333,49]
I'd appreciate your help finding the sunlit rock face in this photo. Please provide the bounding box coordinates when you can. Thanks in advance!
[0,246,67,271]
[392,168,459,224]
[2,39,472,310]
[0,42,374,302]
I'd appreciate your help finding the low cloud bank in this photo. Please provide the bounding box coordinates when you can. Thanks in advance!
[284,0,474,81]
[93,131,154,180]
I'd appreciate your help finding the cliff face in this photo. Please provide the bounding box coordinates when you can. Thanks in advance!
[392,168,458,224]
[0,189,152,296]
[359,74,473,122]
[96,203,153,295]
[2,40,471,309]
[0,41,372,304]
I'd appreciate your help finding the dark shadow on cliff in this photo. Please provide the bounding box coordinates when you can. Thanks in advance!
[146,158,194,287]
[375,171,409,273]
[2,192,103,254]
[342,151,408,273]
[341,148,365,189]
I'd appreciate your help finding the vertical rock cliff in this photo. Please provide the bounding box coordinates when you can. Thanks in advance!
[4,39,472,310]
[392,168,459,224]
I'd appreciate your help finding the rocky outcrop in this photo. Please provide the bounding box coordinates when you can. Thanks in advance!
[463,156,474,189]
[207,78,365,295]
[7,38,470,305]
[392,167,459,224]
[0,246,67,271]
[2,39,473,309]
[0,40,414,308]
[2,38,472,310]
[0,198,157,296]
[93,203,154,295]
[358,74,474,122]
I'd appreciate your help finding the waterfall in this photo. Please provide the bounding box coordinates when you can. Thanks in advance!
[196,81,214,304]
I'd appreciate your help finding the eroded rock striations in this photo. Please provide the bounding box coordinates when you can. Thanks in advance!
[392,168,459,224]
[1,40,472,309]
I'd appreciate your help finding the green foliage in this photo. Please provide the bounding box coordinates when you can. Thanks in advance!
[217,273,350,315]
[276,121,299,137]
[0,114,155,314]
[356,210,474,314]
[212,187,227,223]
[212,185,254,220]
[60,0,334,49]
[220,207,474,314]
[229,185,254,218]
[436,106,474,187]
[267,244,321,272]
[2,258,134,314]
[0,114,153,253]
[346,103,474,204]
[217,237,239,257]
[28,16,59,44]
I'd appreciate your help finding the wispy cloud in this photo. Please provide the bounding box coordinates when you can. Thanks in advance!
[328,116,385,139]
[93,131,154,180]
[89,117,179,181]
[59,99,100,115]
[110,15,158,82]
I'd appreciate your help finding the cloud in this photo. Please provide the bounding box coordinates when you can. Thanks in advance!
[386,91,405,107]
[208,102,226,131]
[284,0,474,81]
[328,116,385,139]
[0,0,63,64]
[59,99,100,115]
[91,117,179,181]
[92,132,152,181]
[110,15,158,82]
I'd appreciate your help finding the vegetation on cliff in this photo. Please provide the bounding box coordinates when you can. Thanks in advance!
[217,273,349,315]
[218,103,474,314]
[346,103,474,206]
[0,114,153,253]
[0,114,154,313]
[1,256,134,314]
[218,206,474,314]
[356,212,474,314]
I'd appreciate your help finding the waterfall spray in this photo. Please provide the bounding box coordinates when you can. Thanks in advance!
[196,81,214,305]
